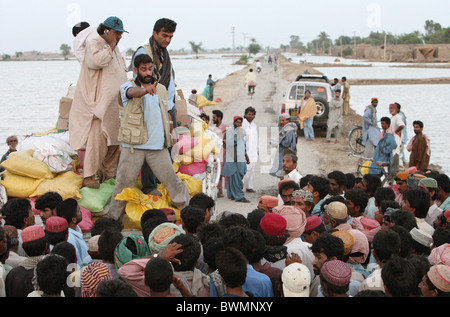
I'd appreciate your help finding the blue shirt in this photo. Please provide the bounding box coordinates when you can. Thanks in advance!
[67,226,91,266]
[120,82,165,150]
[209,264,273,297]
[134,47,175,111]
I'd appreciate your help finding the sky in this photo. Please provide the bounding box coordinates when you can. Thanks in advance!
[0,0,449,55]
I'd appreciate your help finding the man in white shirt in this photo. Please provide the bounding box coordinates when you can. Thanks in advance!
[242,107,258,192]
[389,103,405,172]
[418,178,443,226]
[282,154,302,183]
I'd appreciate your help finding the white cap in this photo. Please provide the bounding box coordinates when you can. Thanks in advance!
[410,227,433,248]
[281,262,311,297]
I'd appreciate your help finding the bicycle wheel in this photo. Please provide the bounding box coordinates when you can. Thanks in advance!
[349,126,365,154]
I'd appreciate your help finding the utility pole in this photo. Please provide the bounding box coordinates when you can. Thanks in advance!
[242,33,249,49]
[384,32,387,61]
[353,31,356,58]
[232,26,235,64]
[340,36,343,58]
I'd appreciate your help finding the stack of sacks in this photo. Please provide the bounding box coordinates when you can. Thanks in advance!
[0,149,83,200]
[172,120,220,178]
[18,132,77,174]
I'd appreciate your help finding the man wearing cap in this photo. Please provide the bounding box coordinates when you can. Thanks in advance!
[292,189,315,217]
[320,260,353,297]
[281,262,311,297]
[44,216,69,250]
[407,120,430,172]
[5,225,48,297]
[420,265,450,297]
[322,201,370,265]
[258,213,315,282]
[222,116,250,202]
[302,216,326,243]
[257,195,278,213]
[69,16,128,189]
[394,171,410,205]
[362,98,380,159]
[419,178,443,226]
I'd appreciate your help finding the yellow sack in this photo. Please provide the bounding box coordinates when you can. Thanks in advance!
[115,187,174,229]
[30,171,83,200]
[157,172,203,203]
[0,149,54,179]
[182,135,218,164]
[196,94,216,109]
[0,171,44,198]
[361,160,371,175]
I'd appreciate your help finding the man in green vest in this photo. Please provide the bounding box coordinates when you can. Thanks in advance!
[104,54,190,221]
[132,18,177,197]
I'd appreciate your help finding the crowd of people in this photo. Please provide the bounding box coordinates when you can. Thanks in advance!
[0,15,449,300]
[1,158,449,297]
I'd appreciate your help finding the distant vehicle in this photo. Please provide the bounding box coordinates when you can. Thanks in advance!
[280,74,334,130]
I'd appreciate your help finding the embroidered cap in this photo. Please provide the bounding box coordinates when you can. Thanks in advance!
[22,225,45,243]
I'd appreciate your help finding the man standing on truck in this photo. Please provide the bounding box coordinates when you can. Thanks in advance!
[131,18,178,197]
[341,77,351,115]
[103,54,190,221]
[69,16,128,189]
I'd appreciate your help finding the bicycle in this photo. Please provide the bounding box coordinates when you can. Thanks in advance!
[347,152,396,187]
[348,124,365,154]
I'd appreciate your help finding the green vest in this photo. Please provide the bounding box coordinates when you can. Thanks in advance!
[117,78,172,151]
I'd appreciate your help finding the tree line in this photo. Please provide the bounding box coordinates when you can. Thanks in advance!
[282,20,450,54]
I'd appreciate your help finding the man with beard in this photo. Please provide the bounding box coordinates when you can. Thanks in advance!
[407,120,430,172]
[69,16,128,189]
[242,107,258,193]
[362,98,381,159]
[104,54,190,221]
[131,18,178,196]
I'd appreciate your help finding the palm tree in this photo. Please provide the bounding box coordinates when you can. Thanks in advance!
[317,32,330,53]
[189,41,203,59]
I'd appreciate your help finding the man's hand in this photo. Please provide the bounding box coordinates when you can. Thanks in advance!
[158,242,183,264]
[285,252,302,266]
[142,81,158,96]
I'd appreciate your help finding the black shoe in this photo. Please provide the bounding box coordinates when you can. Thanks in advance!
[246,189,256,193]
[236,197,250,203]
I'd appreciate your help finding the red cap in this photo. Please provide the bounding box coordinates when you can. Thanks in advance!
[304,216,323,232]
[22,225,45,243]
[45,216,68,233]
[233,116,243,122]
[360,217,380,230]
[260,195,279,208]
[260,213,287,236]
